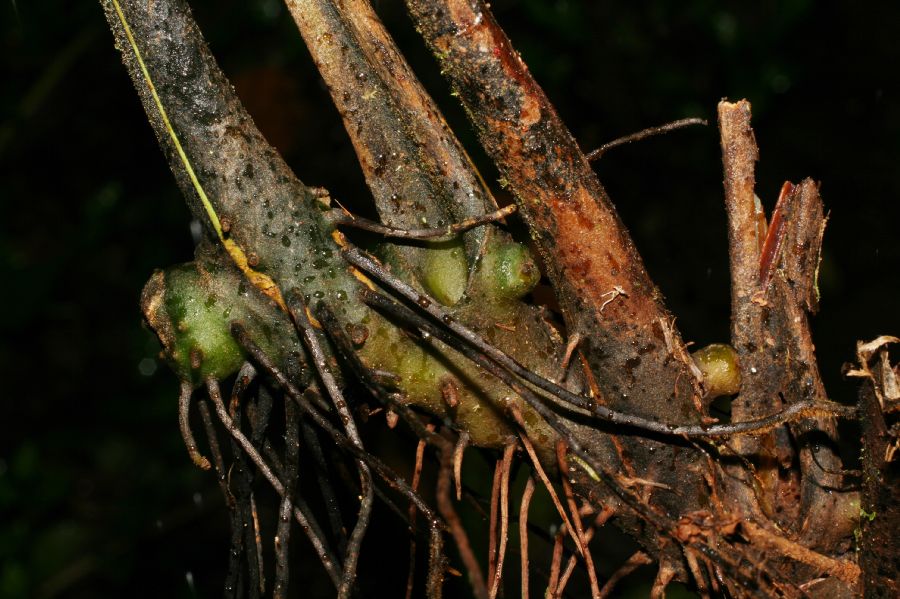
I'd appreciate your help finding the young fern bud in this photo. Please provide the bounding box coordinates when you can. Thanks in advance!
[422,241,468,306]
[691,343,742,399]
[479,240,541,302]
[141,253,305,386]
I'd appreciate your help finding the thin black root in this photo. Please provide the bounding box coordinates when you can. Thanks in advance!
[285,290,374,599]
[300,417,349,553]
[273,399,299,599]
[230,322,447,598]
[313,300,447,449]
[342,246,857,439]
[205,377,344,590]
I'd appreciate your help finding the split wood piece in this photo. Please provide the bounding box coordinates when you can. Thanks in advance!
[719,101,853,542]
[856,344,900,597]
[718,99,786,516]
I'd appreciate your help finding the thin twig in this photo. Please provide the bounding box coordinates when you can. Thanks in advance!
[547,528,564,598]
[741,520,860,584]
[228,360,265,595]
[650,560,677,599]
[509,407,583,557]
[231,323,437,517]
[683,548,711,599]
[598,551,652,599]
[248,385,273,445]
[227,389,263,598]
[586,117,707,161]
[229,361,257,416]
[555,528,594,598]
[313,302,446,448]
[250,494,264,597]
[330,204,517,242]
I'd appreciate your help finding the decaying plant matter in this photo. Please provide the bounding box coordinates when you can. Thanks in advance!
[101,0,898,596]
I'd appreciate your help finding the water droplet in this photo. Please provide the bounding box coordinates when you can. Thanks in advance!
[281,235,291,247]
[138,357,157,377]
